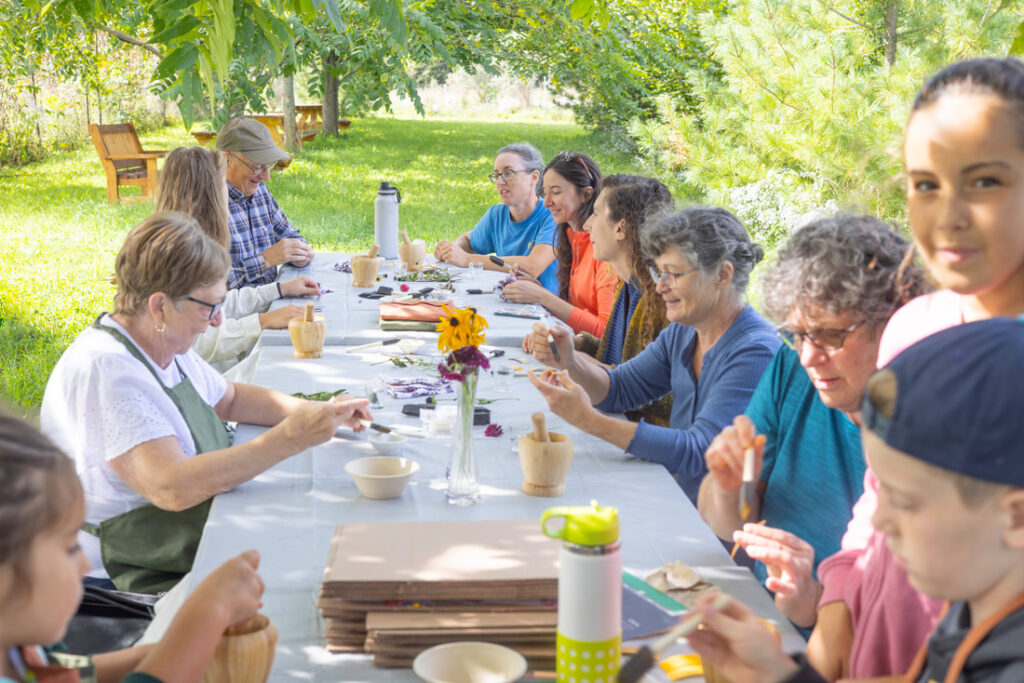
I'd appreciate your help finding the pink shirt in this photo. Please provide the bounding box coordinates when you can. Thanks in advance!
[817,290,962,678]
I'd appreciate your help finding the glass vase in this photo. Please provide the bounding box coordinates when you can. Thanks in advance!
[445,369,480,506]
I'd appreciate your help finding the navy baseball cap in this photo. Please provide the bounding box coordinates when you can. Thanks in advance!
[862,317,1024,488]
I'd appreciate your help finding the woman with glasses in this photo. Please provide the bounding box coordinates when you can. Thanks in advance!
[525,206,779,502]
[434,143,559,292]
[696,214,929,635]
[157,146,320,378]
[501,151,618,336]
[40,212,372,593]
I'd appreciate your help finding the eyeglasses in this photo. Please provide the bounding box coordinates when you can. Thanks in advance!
[777,320,867,353]
[488,169,529,184]
[184,295,224,320]
[230,152,272,176]
[648,264,701,285]
[554,151,594,184]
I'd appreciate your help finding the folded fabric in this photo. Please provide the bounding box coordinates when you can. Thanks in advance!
[378,299,453,323]
[381,376,453,399]
[379,320,440,331]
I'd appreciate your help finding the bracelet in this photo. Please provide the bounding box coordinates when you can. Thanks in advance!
[276,282,283,297]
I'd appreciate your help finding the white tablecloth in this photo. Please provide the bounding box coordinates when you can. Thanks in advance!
[262,255,556,349]
[142,346,804,681]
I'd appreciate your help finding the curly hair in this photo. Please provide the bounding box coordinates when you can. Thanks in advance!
[760,213,932,324]
[0,413,83,599]
[641,206,765,295]
[600,175,674,346]
[544,151,602,300]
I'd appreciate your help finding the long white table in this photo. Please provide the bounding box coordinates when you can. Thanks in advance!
[262,255,555,349]
[142,344,804,681]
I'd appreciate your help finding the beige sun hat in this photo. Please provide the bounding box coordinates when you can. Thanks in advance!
[216,117,290,166]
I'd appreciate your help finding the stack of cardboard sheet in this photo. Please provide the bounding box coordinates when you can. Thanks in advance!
[318,519,560,668]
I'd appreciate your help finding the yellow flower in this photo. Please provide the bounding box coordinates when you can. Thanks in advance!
[436,305,489,353]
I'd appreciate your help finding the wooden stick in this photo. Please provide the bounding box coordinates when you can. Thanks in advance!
[303,301,314,322]
[730,519,767,560]
[400,230,411,244]
[367,243,379,259]
[531,412,549,442]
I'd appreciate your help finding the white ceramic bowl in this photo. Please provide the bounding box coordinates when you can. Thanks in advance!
[413,642,527,683]
[396,339,425,355]
[345,456,419,499]
[368,431,407,455]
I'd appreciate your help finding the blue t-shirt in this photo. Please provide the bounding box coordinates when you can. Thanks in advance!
[596,305,780,501]
[468,202,558,293]
[746,346,865,586]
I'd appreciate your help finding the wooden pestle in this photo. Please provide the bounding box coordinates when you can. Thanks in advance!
[303,301,314,322]
[400,230,411,245]
[367,243,379,259]
[531,412,549,443]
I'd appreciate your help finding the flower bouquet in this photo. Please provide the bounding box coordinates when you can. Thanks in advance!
[436,304,489,505]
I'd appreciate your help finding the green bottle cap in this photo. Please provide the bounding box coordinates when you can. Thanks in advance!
[540,500,619,546]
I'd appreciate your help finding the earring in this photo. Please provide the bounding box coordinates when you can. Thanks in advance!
[155,321,166,333]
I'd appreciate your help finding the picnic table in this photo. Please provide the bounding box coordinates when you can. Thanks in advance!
[141,343,804,681]
[252,113,319,148]
[295,104,323,133]
[264,255,560,349]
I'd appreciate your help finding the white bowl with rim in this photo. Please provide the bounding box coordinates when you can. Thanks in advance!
[344,456,419,499]
[412,641,527,683]
[368,431,407,455]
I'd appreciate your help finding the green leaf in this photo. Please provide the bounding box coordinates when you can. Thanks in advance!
[321,0,345,34]
[570,0,595,21]
[1010,19,1024,56]
[154,43,198,81]
[150,15,201,43]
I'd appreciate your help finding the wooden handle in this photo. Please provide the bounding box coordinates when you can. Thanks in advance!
[531,413,548,442]
[400,230,411,244]
[368,243,379,259]
[303,301,314,322]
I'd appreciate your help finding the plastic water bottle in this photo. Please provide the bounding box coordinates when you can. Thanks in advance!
[542,502,621,683]
[374,181,401,259]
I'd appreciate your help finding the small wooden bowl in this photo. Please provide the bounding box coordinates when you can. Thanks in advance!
[518,432,574,497]
[202,614,278,683]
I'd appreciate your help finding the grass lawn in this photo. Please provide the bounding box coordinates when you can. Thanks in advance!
[0,116,691,418]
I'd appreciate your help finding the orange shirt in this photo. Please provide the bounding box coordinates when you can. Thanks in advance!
[566,228,618,337]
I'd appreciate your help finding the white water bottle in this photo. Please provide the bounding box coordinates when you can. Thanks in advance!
[542,502,621,683]
[374,181,401,259]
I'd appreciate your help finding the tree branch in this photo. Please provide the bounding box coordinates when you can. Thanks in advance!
[819,1,876,35]
[96,25,162,58]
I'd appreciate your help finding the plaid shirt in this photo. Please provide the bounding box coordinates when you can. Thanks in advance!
[226,182,306,289]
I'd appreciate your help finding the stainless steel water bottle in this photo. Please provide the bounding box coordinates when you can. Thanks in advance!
[374,181,401,259]
[542,501,621,683]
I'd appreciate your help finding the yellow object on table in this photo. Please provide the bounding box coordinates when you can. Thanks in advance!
[659,653,703,680]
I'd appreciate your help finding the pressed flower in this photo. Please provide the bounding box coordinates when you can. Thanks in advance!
[484,423,503,437]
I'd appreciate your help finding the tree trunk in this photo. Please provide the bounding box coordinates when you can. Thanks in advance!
[322,51,340,137]
[282,74,298,152]
[884,1,898,67]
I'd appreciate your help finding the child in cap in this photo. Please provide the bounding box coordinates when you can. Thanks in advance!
[686,317,1024,683]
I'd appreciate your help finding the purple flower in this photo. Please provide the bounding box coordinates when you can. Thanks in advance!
[334,260,352,273]
[451,346,491,371]
[494,273,518,302]
[484,423,503,437]
[437,363,466,383]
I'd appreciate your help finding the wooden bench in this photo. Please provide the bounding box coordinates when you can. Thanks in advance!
[251,114,318,148]
[88,123,167,204]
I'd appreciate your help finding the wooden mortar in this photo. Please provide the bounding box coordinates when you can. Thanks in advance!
[288,302,326,358]
[518,413,574,497]
[202,614,278,683]
[398,230,426,272]
[351,244,382,287]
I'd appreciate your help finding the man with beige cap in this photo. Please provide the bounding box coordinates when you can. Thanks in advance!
[217,117,314,289]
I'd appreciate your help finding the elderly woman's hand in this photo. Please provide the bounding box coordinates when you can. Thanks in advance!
[686,594,798,683]
[705,415,765,493]
[259,305,305,330]
[278,397,372,449]
[526,369,592,428]
[279,276,321,298]
[501,279,546,304]
[523,322,572,370]
[731,524,820,628]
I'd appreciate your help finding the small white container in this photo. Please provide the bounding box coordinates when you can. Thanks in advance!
[413,642,527,683]
[345,456,419,499]
[368,431,407,456]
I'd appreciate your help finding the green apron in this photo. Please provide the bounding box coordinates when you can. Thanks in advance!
[83,316,231,594]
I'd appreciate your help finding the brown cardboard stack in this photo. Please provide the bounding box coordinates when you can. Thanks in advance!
[318,519,559,668]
